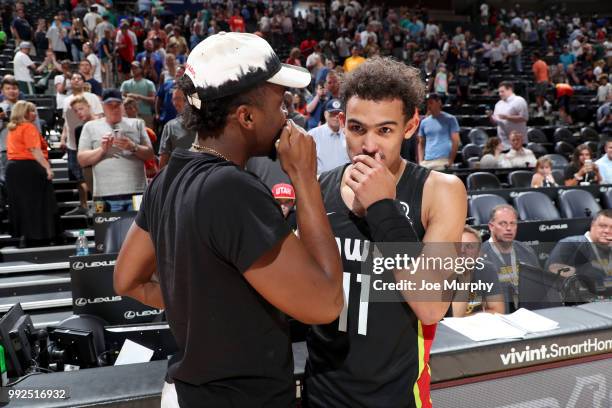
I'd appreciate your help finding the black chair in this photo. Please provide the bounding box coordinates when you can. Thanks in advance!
[553,127,575,145]
[552,169,565,185]
[555,141,575,158]
[467,172,502,191]
[467,156,480,168]
[527,142,548,158]
[468,128,488,146]
[601,189,612,209]
[513,191,561,221]
[462,143,482,165]
[469,194,507,225]
[580,127,600,143]
[543,154,569,169]
[104,215,136,253]
[508,170,534,188]
[527,128,548,144]
[558,189,601,219]
[36,107,55,129]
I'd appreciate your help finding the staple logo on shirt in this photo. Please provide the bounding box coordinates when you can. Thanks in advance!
[399,201,410,218]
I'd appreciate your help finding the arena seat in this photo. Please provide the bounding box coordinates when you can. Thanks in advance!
[462,144,482,165]
[558,189,601,219]
[103,215,136,253]
[542,154,569,169]
[508,170,534,188]
[553,127,575,145]
[600,189,612,209]
[580,127,600,143]
[513,191,560,221]
[466,172,502,191]
[527,142,548,158]
[584,141,601,158]
[554,141,575,158]
[552,169,565,185]
[468,128,488,146]
[469,194,507,225]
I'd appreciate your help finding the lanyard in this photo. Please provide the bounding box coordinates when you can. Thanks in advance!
[488,238,518,286]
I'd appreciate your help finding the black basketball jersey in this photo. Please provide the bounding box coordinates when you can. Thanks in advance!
[304,162,437,408]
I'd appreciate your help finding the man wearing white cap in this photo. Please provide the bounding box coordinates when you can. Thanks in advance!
[12,42,40,94]
[114,32,344,407]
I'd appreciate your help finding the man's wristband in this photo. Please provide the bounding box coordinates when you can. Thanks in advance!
[365,199,420,243]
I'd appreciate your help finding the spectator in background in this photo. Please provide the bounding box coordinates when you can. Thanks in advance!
[116,22,136,82]
[531,156,558,187]
[564,144,602,186]
[433,63,448,96]
[308,98,350,174]
[531,51,550,116]
[54,60,73,113]
[136,39,163,84]
[417,92,460,170]
[500,131,536,168]
[83,6,100,38]
[455,62,472,106]
[272,183,297,230]
[481,205,540,310]
[94,14,114,45]
[13,42,42,94]
[596,76,612,104]
[343,46,366,73]
[555,81,574,125]
[229,8,246,33]
[490,81,528,149]
[5,101,57,247]
[78,89,154,213]
[597,92,612,135]
[507,32,523,72]
[70,95,96,202]
[79,59,103,97]
[158,88,195,168]
[545,209,612,285]
[46,16,68,61]
[283,91,306,129]
[123,97,159,178]
[480,136,504,168]
[285,47,302,67]
[69,18,88,62]
[306,71,339,130]
[33,19,48,57]
[559,45,576,70]
[120,61,156,128]
[83,42,102,84]
[10,6,33,48]
[595,138,612,184]
[98,28,114,89]
[451,225,505,317]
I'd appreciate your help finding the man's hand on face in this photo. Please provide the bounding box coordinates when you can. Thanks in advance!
[346,153,396,210]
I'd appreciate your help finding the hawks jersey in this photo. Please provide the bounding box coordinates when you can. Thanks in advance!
[304,162,436,408]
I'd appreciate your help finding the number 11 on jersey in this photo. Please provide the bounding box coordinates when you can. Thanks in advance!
[338,272,371,336]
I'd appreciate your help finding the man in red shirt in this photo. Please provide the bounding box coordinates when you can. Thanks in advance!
[532,51,550,116]
[228,9,246,33]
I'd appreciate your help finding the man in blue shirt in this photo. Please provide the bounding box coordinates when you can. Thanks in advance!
[308,99,350,174]
[417,93,460,170]
[306,71,340,130]
[136,39,164,83]
[559,45,576,71]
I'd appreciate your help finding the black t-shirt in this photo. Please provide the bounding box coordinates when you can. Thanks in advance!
[564,163,596,183]
[11,17,32,41]
[135,149,294,407]
[305,162,435,408]
[86,79,103,97]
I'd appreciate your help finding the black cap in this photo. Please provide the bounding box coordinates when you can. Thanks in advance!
[102,89,123,104]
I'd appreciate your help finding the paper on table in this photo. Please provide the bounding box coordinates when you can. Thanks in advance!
[114,339,154,366]
[441,313,527,342]
[499,308,559,333]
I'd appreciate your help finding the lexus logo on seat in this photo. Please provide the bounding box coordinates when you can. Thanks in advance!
[75,298,87,307]
[72,262,85,270]
[95,216,121,224]
[124,311,136,320]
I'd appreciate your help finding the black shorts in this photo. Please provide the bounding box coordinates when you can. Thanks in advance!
[67,149,84,181]
[558,95,571,112]
[118,57,132,73]
[535,82,548,97]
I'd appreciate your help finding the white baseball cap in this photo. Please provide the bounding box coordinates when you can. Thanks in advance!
[184,32,311,109]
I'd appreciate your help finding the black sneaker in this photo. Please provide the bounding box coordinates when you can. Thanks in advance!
[65,207,89,216]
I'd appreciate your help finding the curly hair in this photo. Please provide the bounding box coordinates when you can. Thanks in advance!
[340,57,425,119]
[177,75,265,140]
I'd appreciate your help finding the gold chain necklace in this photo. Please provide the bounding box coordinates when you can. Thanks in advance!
[191,143,229,161]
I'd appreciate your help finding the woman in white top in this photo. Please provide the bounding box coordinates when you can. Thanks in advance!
[479,136,504,168]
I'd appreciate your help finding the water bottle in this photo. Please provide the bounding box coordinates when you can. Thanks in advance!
[76,230,89,256]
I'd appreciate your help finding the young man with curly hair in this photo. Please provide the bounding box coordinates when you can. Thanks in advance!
[113,33,344,407]
[304,57,467,408]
